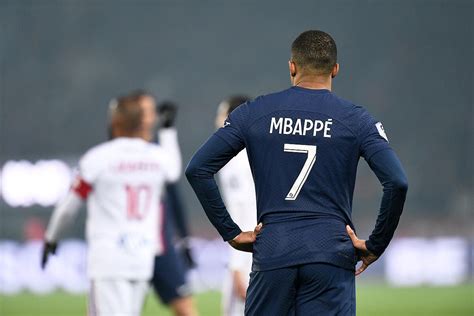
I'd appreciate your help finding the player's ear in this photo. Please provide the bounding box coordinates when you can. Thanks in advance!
[331,63,339,79]
[109,113,123,139]
[289,60,297,77]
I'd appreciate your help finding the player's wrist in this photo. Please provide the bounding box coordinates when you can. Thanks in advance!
[365,239,381,257]
[44,234,57,245]
[231,231,245,242]
[157,127,177,134]
[157,127,177,141]
[224,227,242,243]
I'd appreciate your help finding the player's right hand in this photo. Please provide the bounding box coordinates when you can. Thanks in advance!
[346,225,378,276]
[228,223,262,253]
[157,101,178,128]
[41,240,57,269]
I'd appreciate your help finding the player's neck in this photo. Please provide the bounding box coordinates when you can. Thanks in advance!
[113,130,150,141]
[292,74,332,91]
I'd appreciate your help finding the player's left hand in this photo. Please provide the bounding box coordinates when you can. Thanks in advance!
[346,225,378,276]
[41,240,57,270]
[228,223,262,253]
[178,239,197,269]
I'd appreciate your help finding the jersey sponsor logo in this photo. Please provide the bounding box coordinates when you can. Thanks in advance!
[375,122,389,142]
[118,233,153,252]
[269,117,333,138]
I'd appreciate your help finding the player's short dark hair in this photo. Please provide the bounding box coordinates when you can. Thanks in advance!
[128,89,154,99]
[110,92,145,133]
[223,95,251,115]
[291,30,337,75]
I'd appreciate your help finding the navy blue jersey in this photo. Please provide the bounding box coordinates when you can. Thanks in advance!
[213,87,391,271]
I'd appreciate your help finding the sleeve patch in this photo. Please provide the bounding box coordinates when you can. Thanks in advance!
[375,122,389,142]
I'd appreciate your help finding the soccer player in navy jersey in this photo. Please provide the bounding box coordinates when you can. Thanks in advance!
[186,30,408,315]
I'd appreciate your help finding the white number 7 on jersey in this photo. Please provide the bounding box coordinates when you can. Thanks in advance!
[284,144,317,200]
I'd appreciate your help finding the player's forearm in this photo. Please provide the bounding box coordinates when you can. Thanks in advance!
[159,128,182,182]
[185,135,242,241]
[45,191,83,242]
[366,149,408,256]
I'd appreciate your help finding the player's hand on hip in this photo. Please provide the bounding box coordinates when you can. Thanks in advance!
[228,223,263,253]
[41,240,57,270]
[346,225,378,276]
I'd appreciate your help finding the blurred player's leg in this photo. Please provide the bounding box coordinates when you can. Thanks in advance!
[244,267,298,315]
[152,248,197,316]
[222,270,247,316]
[169,297,198,316]
[131,280,150,316]
[88,281,98,316]
[88,279,148,316]
[295,263,355,316]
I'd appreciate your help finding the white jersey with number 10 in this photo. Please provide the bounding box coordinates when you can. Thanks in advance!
[47,129,181,280]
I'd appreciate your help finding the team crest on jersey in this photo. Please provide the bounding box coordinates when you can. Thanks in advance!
[375,122,388,142]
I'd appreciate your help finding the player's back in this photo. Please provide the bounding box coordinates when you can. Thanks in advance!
[219,86,390,271]
[80,138,172,279]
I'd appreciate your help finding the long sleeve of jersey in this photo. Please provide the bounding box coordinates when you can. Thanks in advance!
[45,190,83,242]
[365,149,408,256]
[185,135,243,241]
[158,128,182,183]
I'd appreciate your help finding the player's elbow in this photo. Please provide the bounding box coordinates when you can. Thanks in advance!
[185,160,199,181]
[185,156,213,181]
[392,174,408,194]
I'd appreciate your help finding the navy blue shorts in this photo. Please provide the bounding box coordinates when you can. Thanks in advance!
[151,245,190,305]
[245,263,355,316]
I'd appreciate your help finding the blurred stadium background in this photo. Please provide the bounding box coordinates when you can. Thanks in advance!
[0,0,472,315]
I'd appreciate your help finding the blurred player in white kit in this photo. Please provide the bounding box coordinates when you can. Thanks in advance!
[145,95,198,316]
[42,91,182,316]
[215,96,257,316]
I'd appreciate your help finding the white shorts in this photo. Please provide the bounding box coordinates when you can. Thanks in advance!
[222,270,249,316]
[88,279,149,316]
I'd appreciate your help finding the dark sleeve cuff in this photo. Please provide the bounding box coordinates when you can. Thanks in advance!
[365,239,384,257]
[223,227,243,242]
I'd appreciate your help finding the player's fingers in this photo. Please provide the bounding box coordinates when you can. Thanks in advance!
[355,262,367,276]
[254,223,263,234]
[346,225,358,243]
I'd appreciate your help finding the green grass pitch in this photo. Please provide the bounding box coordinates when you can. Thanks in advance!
[1,284,473,316]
